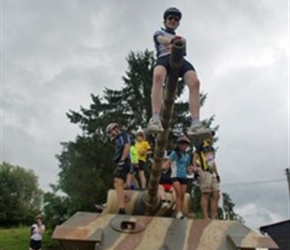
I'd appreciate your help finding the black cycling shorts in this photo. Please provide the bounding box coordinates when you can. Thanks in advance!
[114,162,130,181]
[171,177,187,185]
[29,239,42,250]
[155,54,195,77]
[137,160,146,171]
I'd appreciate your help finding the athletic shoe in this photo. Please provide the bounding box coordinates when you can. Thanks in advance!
[176,211,184,219]
[146,118,164,134]
[187,122,210,137]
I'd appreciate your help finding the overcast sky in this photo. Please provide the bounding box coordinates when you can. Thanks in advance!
[1,0,289,231]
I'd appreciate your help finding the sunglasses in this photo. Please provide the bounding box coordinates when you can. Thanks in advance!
[167,16,180,22]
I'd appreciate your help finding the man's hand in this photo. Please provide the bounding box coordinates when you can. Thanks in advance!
[171,35,183,44]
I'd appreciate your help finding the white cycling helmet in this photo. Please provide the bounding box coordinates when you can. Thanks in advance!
[106,122,118,133]
[177,135,190,144]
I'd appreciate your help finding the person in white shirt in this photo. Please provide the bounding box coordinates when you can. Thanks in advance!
[29,215,45,250]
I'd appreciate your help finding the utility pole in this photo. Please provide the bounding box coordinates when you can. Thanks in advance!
[286,168,290,199]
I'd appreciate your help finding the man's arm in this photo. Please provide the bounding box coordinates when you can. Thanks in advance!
[192,152,199,172]
[156,35,183,45]
[30,225,35,235]
[120,143,130,161]
[213,162,218,175]
[145,141,152,156]
[213,162,221,183]
[156,35,172,45]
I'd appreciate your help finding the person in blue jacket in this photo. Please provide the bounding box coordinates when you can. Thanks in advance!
[169,135,192,219]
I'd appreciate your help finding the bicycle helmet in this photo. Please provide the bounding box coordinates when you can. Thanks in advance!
[106,122,118,133]
[136,130,145,138]
[177,135,190,144]
[163,7,182,20]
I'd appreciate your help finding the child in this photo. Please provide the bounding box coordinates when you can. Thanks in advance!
[146,7,209,137]
[170,136,192,219]
[29,215,45,250]
[192,131,220,219]
[135,131,152,190]
[129,143,140,190]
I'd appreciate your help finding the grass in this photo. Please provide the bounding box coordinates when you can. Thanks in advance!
[0,226,62,250]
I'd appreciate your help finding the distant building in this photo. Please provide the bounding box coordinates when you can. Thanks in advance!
[260,220,290,250]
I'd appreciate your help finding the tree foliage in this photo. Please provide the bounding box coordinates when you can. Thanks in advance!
[221,192,244,222]
[0,162,43,227]
[55,49,196,212]
[56,135,113,212]
[42,185,71,229]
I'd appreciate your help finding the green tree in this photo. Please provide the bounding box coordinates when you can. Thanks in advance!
[66,50,208,144]
[56,134,113,212]
[221,192,244,221]
[54,51,158,214]
[43,185,71,229]
[58,51,187,202]
[53,49,240,222]
[0,162,43,227]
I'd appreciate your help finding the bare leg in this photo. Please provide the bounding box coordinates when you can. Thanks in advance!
[126,173,132,189]
[210,190,220,219]
[201,192,210,219]
[173,181,182,214]
[171,188,176,203]
[132,175,139,189]
[183,70,200,120]
[151,66,167,115]
[114,178,125,209]
[139,170,147,189]
[180,184,187,213]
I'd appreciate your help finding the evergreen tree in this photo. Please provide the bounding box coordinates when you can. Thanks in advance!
[221,192,244,221]
[51,49,241,223]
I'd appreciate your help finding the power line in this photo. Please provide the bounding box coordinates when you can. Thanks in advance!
[220,178,286,187]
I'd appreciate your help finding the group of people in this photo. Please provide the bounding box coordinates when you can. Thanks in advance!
[106,123,153,214]
[158,132,221,220]
[106,6,220,220]
[28,6,217,250]
[106,122,221,220]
